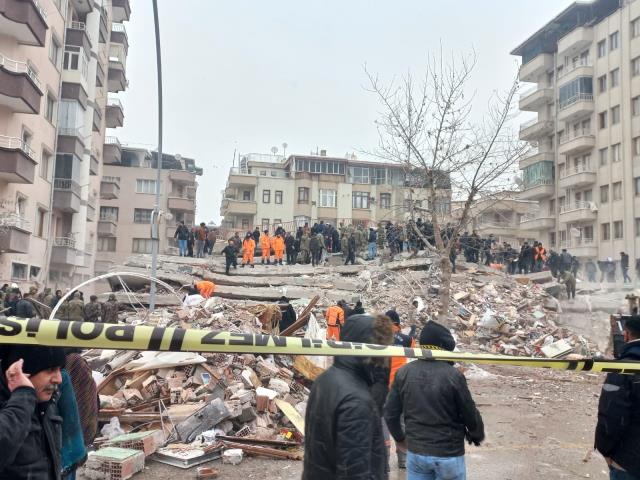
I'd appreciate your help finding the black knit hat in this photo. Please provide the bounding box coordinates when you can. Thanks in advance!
[385,310,401,325]
[419,320,456,351]
[3,345,66,375]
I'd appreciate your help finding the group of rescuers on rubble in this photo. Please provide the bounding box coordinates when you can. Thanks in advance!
[0,304,639,478]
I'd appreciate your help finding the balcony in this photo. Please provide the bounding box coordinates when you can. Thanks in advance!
[111,0,131,23]
[558,93,594,122]
[519,53,554,83]
[0,0,47,46]
[567,238,598,258]
[51,237,77,267]
[558,62,593,83]
[97,219,117,236]
[89,153,99,176]
[105,96,124,128]
[0,135,36,183]
[520,213,555,231]
[103,136,122,164]
[558,164,596,189]
[0,53,42,113]
[519,84,553,112]
[53,178,81,213]
[70,0,92,15]
[519,178,554,200]
[559,201,597,224]
[475,221,519,237]
[107,51,127,93]
[65,22,92,56]
[519,147,554,170]
[221,198,257,215]
[558,128,595,156]
[100,176,120,199]
[92,104,102,132]
[0,213,30,253]
[57,127,85,159]
[519,118,554,141]
[86,202,95,222]
[227,169,258,187]
[110,23,128,52]
[169,169,196,185]
[168,196,196,212]
[558,27,593,58]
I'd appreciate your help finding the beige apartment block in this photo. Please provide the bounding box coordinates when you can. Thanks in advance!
[220,152,451,233]
[512,0,640,262]
[0,0,64,288]
[97,147,202,273]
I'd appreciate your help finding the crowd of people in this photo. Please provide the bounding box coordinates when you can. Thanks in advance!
[173,221,218,258]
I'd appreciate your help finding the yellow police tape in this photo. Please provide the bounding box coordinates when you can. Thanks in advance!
[0,318,639,374]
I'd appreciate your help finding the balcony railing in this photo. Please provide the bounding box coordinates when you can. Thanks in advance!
[69,21,86,30]
[559,200,595,213]
[520,212,552,223]
[99,213,118,222]
[102,175,120,186]
[520,118,540,130]
[560,128,593,144]
[519,84,539,97]
[54,178,81,196]
[560,164,595,178]
[478,220,514,229]
[107,97,123,109]
[0,135,36,159]
[54,237,76,248]
[57,126,82,137]
[0,213,31,231]
[0,53,42,91]
[558,60,592,79]
[111,22,128,42]
[523,178,554,189]
[104,136,121,147]
[559,93,593,110]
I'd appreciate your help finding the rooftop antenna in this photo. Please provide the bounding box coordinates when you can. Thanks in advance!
[271,146,278,155]
[282,142,288,158]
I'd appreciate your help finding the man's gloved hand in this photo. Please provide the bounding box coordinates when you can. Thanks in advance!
[465,430,482,447]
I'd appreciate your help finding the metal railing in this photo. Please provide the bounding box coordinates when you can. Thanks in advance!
[111,23,128,39]
[53,237,76,249]
[559,93,594,110]
[523,178,554,189]
[0,135,36,159]
[229,167,253,175]
[104,136,121,147]
[99,213,118,222]
[0,213,31,231]
[107,97,123,109]
[560,164,595,178]
[69,21,86,30]
[520,212,553,223]
[101,176,120,186]
[558,60,592,79]
[559,200,595,213]
[0,53,42,91]
[560,128,593,144]
[520,118,553,132]
[53,178,80,196]
[520,84,551,99]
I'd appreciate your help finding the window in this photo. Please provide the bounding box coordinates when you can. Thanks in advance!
[634,96,640,116]
[11,263,27,280]
[583,226,594,242]
[98,237,116,252]
[597,39,607,58]
[612,143,621,162]
[598,75,607,93]
[63,46,88,78]
[259,170,267,176]
[613,181,623,200]
[559,76,593,108]
[274,219,281,225]
[241,218,250,229]
[634,17,640,38]
[599,147,608,166]
[352,192,370,209]
[610,31,619,51]
[610,68,620,88]
[549,199,556,216]
[636,218,640,237]
[380,193,391,209]
[262,190,271,203]
[298,187,309,204]
[100,206,118,221]
[599,111,608,129]
[611,105,621,125]
[348,166,370,184]
[614,220,624,239]
[319,189,337,208]
[242,190,251,201]
[136,179,157,194]
[29,266,40,280]
[633,57,640,77]
[371,168,387,185]
[132,238,153,254]
[35,208,46,238]
[600,185,609,203]
[549,232,556,248]
[134,208,153,223]
[49,35,61,68]
[635,177,640,196]
[261,218,270,230]
[602,223,611,240]
[271,171,277,177]
[45,93,55,123]
[40,151,51,180]
[275,190,283,204]
[634,137,640,156]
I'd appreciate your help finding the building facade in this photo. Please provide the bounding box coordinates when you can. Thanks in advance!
[220,152,451,232]
[97,146,202,272]
[513,0,640,261]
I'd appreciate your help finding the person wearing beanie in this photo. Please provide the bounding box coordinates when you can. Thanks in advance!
[384,320,484,479]
[0,345,66,479]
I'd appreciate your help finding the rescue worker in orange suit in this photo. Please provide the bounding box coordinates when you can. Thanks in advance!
[195,280,215,298]
[325,302,346,340]
[384,309,416,470]
[241,232,255,268]
[272,233,285,266]
[534,242,547,273]
[260,230,272,265]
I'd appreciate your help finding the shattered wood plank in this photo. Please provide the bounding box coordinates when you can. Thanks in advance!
[293,355,325,381]
[221,441,303,461]
[274,399,305,434]
[280,295,320,336]
[215,436,300,447]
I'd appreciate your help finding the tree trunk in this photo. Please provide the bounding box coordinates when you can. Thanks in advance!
[438,254,452,327]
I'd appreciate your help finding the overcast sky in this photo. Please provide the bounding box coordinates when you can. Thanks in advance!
[117,0,573,224]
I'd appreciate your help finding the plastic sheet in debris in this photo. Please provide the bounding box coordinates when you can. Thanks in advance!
[127,351,207,372]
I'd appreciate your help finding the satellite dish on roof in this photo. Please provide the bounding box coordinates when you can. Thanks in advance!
[271,146,278,155]
[175,154,182,160]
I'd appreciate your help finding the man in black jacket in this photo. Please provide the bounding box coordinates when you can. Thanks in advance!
[345,232,356,266]
[620,252,631,284]
[384,320,484,480]
[595,316,640,479]
[0,345,66,480]
[174,221,190,257]
[303,314,393,480]
[15,292,35,318]
[221,239,238,275]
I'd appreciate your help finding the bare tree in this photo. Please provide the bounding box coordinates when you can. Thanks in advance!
[365,50,526,326]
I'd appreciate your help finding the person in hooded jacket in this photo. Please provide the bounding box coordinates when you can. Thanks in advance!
[303,314,393,480]
[595,316,640,479]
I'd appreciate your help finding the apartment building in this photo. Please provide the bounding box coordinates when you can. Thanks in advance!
[97,146,202,273]
[464,196,538,247]
[512,0,640,261]
[220,151,451,231]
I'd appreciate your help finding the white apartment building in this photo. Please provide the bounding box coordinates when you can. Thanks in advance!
[220,151,451,232]
[513,0,640,261]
